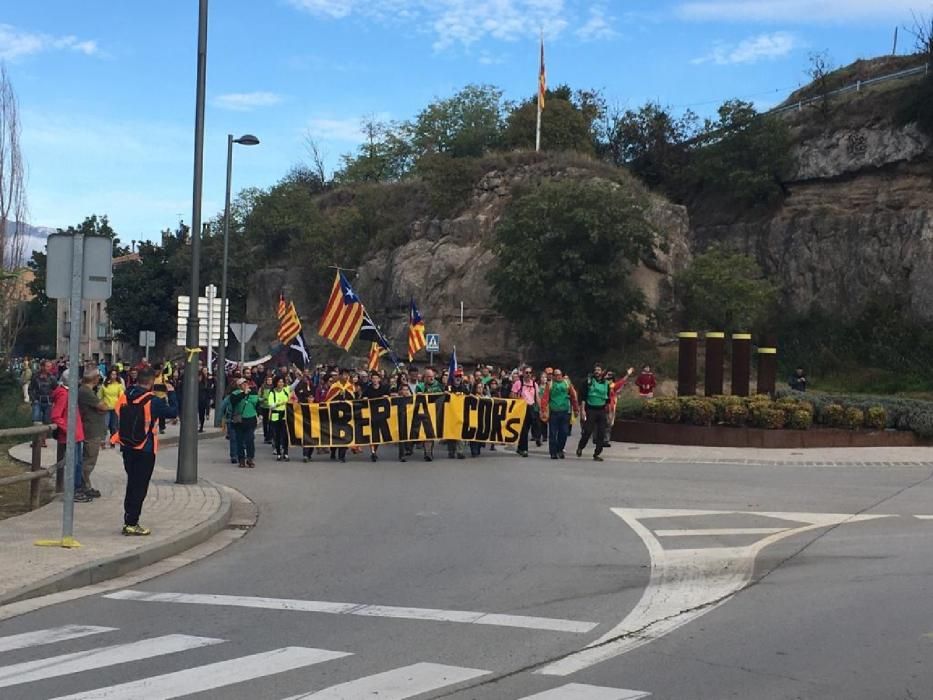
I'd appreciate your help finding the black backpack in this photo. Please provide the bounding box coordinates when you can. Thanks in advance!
[119,392,154,449]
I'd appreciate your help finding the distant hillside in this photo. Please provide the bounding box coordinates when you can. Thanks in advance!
[781,54,925,106]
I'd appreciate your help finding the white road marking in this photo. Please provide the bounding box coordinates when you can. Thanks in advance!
[914,515,933,519]
[281,662,489,699]
[517,683,651,699]
[104,590,598,634]
[0,634,223,688]
[539,508,894,676]
[49,647,351,700]
[0,625,116,653]
[654,527,787,537]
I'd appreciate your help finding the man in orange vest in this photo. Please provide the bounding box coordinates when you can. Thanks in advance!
[111,368,178,535]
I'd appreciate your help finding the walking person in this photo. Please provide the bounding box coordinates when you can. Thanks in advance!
[446,370,468,460]
[469,380,487,457]
[511,366,538,457]
[325,368,357,463]
[576,364,612,462]
[29,360,56,445]
[50,378,90,501]
[78,365,109,499]
[268,376,291,462]
[111,368,178,534]
[100,368,125,447]
[362,372,389,462]
[416,368,444,462]
[229,378,260,468]
[603,367,634,448]
[197,368,213,432]
[292,372,316,462]
[540,368,578,460]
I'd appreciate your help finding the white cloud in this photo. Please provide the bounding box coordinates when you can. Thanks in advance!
[0,24,99,61]
[677,0,919,23]
[286,0,577,50]
[576,4,619,41]
[212,92,284,112]
[306,113,392,143]
[692,31,800,65]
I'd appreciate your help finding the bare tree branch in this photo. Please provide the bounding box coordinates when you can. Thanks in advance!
[303,131,328,186]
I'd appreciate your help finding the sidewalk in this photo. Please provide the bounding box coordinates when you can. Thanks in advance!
[0,423,230,606]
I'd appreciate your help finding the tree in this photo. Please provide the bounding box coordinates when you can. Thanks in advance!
[411,84,505,159]
[607,103,699,191]
[807,50,834,119]
[334,118,413,183]
[687,100,793,206]
[19,250,56,355]
[488,179,656,365]
[675,248,778,333]
[0,64,27,359]
[108,240,179,344]
[502,85,598,154]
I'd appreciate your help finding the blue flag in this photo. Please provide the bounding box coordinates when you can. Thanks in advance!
[447,346,458,387]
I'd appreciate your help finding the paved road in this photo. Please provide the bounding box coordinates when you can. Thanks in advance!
[2,436,933,699]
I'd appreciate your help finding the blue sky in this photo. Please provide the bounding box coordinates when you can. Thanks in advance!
[4,0,927,240]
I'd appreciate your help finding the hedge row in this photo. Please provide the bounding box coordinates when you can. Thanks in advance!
[618,393,891,432]
[775,389,933,437]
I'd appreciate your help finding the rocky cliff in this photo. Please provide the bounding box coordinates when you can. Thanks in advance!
[248,159,690,365]
[692,71,933,321]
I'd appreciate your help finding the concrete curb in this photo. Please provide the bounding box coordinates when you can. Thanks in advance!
[0,477,232,607]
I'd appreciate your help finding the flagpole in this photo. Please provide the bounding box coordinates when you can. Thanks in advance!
[536,30,544,153]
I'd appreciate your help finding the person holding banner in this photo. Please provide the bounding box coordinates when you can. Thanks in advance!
[446,370,468,460]
[511,366,538,458]
[362,371,390,462]
[326,369,357,463]
[415,368,444,462]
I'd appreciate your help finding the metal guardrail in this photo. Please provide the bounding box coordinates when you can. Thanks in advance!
[768,63,929,116]
[0,424,54,512]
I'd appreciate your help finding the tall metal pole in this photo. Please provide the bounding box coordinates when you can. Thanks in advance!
[61,233,84,544]
[178,0,209,485]
[214,134,233,426]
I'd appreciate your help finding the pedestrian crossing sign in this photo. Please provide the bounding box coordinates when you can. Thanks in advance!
[425,333,440,353]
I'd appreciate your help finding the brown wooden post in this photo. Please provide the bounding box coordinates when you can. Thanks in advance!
[731,332,752,397]
[29,433,42,510]
[757,334,778,396]
[677,332,698,396]
[704,332,725,396]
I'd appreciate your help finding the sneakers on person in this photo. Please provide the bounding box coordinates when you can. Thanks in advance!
[456,454,465,460]
[424,455,433,462]
[576,447,583,458]
[276,454,281,462]
[558,451,566,459]
[247,459,256,468]
[122,524,151,536]
[74,490,92,503]
[85,488,102,498]
[230,458,238,464]
[550,454,558,460]
[238,459,247,468]
[370,453,377,462]
[518,450,528,457]
[593,455,604,462]
[283,454,290,462]
[303,456,310,463]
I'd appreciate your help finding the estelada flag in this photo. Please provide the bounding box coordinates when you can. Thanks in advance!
[276,294,302,345]
[408,298,426,362]
[538,35,546,111]
[318,271,364,351]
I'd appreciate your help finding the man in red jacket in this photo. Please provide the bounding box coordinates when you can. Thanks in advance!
[50,382,90,502]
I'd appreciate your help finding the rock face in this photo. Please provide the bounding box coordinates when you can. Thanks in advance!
[693,87,933,322]
[247,161,691,366]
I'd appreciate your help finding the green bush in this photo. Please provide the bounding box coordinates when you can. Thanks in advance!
[642,399,661,422]
[909,410,933,438]
[786,409,814,430]
[710,395,743,423]
[865,406,887,431]
[655,397,682,424]
[821,403,845,428]
[0,374,30,429]
[615,396,646,419]
[683,398,716,426]
[843,407,865,430]
[723,403,749,427]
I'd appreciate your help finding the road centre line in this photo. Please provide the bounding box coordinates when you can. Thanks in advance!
[0,625,116,653]
[0,634,222,688]
[103,590,599,634]
[654,527,787,537]
[279,662,489,699]
[49,647,349,700]
[517,683,651,699]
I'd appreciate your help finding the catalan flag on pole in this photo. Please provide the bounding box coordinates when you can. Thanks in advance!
[368,338,390,371]
[318,271,364,351]
[408,298,426,362]
[538,33,546,112]
[276,292,302,345]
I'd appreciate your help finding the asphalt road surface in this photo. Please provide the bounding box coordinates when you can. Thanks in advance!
[2,436,933,699]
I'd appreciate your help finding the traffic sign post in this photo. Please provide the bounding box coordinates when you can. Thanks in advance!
[229,322,257,364]
[42,232,112,549]
[205,285,217,374]
[138,330,156,360]
[426,333,440,366]
[176,294,228,347]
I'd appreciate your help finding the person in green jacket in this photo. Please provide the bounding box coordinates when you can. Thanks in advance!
[230,378,260,468]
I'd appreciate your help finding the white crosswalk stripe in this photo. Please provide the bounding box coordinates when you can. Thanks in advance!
[104,589,598,634]
[280,662,489,699]
[47,647,351,700]
[0,634,223,689]
[516,683,651,699]
[0,625,116,653]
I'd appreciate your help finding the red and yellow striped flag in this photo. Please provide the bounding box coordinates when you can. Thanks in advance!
[538,35,546,112]
[408,298,426,362]
[317,271,364,351]
[277,300,302,345]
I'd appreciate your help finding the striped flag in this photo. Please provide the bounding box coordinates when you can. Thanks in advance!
[317,271,364,351]
[277,296,302,345]
[368,339,389,371]
[538,35,546,112]
[276,292,288,320]
[447,346,458,387]
[408,298,426,362]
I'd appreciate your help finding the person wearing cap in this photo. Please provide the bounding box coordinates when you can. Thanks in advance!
[229,378,260,468]
[446,369,468,459]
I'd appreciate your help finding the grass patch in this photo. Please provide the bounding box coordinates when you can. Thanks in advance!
[0,440,53,521]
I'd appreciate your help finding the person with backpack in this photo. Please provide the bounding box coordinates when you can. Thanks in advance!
[110,368,178,535]
[229,378,260,468]
[575,363,614,462]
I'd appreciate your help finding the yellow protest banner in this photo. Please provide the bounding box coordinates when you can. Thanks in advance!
[286,394,527,448]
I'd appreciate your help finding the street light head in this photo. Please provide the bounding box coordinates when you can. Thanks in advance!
[234,134,260,146]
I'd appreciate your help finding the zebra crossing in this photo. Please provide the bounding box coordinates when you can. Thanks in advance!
[0,624,652,699]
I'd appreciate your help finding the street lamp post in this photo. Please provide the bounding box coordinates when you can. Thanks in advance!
[214,133,259,426]
[177,0,209,485]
